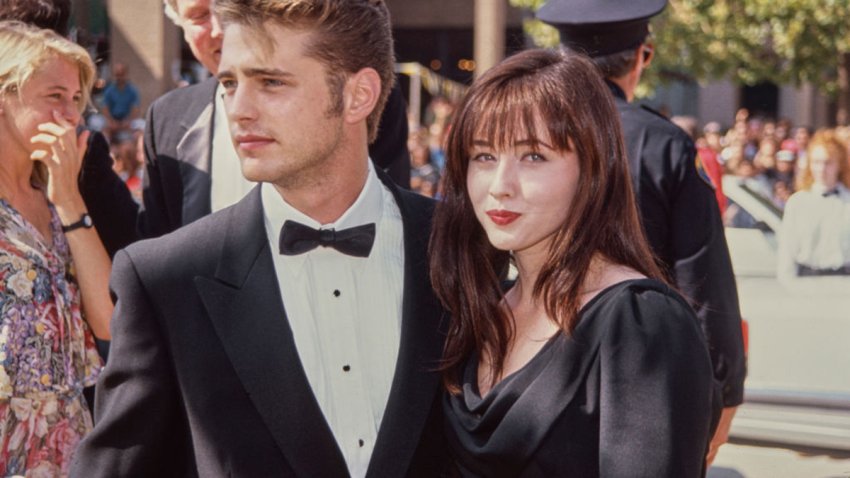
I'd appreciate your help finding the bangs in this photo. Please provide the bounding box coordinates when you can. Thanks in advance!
[464,72,574,154]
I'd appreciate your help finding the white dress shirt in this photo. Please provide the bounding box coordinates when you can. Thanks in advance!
[261,161,404,477]
[777,183,850,278]
[211,84,255,212]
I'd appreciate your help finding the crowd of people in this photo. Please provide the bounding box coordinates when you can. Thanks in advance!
[669,111,850,277]
[0,0,846,476]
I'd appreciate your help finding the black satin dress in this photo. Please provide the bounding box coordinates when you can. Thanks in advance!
[443,279,719,478]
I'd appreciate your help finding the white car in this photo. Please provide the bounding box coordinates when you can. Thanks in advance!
[722,175,850,451]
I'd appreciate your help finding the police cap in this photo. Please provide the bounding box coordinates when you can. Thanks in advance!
[537,0,667,57]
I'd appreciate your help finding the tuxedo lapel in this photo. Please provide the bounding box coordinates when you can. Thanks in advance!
[194,187,348,477]
[176,79,217,225]
[367,174,445,477]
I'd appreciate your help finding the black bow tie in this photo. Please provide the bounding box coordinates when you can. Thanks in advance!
[823,188,840,197]
[279,220,375,257]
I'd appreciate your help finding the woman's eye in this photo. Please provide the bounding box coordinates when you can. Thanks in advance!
[472,153,495,162]
[524,152,547,162]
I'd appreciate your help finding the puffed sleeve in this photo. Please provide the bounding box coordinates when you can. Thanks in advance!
[70,250,189,477]
[598,286,717,477]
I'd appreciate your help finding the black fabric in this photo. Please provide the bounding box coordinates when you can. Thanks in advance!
[606,81,746,408]
[279,220,375,257]
[370,82,412,189]
[797,264,850,276]
[78,130,139,256]
[71,172,451,477]
[444,279,716,478]
[536,0,666,57]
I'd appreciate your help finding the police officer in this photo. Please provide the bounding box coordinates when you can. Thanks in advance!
[538,0,746,464]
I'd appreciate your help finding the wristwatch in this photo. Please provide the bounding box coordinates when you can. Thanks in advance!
[62,213,93,233]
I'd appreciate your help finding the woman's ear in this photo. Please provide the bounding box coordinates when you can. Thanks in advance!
[343,67,381,126]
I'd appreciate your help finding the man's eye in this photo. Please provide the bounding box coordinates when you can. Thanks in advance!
[219,79,236,90]
[188,11,210,22]
[263,78,284,87]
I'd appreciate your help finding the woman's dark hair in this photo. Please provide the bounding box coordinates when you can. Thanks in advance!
[429,48,664,393]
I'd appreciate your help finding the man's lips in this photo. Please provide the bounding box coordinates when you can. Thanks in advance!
[235,134,274,151]
[486,209,521,226]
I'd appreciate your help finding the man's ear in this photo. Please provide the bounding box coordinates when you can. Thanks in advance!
[343,67,381,125]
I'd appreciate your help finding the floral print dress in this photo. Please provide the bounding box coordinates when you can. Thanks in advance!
[0,199,103,477]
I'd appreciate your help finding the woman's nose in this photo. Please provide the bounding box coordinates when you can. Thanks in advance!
[488,157,517,199]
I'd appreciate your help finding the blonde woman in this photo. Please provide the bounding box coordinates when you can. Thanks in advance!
[0,21,111,475]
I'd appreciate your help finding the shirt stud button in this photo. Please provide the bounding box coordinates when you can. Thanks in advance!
[333,289,341,297]
[359,439,364,447]
[343,365,351,372]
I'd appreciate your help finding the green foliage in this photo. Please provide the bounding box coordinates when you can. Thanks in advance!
[510,0,850,97]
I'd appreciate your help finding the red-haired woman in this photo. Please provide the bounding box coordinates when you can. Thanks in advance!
[430,49,718,477]
[778,130,850,279]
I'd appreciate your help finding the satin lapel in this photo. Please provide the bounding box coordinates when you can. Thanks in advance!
[367,173,446,478]
[194,187,348,477]
[176,81,217,225]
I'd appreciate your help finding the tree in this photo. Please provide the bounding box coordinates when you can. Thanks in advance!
[511,0,850,125]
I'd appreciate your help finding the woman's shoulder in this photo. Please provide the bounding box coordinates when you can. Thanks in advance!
[585,277,688,313]
[579,277,700,340]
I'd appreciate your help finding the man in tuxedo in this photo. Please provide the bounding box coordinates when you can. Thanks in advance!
[140,0,412,239]
[71,1,448,476]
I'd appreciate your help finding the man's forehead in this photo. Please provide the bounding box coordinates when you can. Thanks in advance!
[221,22,310,61]
[177,0,209,14]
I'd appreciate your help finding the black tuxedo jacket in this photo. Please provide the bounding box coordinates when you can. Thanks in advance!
[71,176,449,477]
[140,78,412,239]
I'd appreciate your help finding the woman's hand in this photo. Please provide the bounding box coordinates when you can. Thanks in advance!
[29,109,90,210]
[29,111,113,339]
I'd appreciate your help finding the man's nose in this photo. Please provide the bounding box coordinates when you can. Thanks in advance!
[210,14,223,39]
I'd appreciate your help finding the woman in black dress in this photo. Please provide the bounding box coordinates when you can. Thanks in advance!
[429,49,718,477]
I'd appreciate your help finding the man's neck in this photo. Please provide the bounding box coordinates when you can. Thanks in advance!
[608,75,635,102]
[273,151,371,225]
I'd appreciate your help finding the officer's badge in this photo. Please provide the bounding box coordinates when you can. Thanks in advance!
[695,153,715,190]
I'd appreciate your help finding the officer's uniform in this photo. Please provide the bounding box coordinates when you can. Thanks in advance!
[539,0,746,409]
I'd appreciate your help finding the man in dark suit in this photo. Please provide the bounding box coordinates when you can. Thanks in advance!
[538,0,746,465]
[71,1,448,476]
[141,0,411,239]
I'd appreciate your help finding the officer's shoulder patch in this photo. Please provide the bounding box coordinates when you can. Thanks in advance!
[695,153,715,190]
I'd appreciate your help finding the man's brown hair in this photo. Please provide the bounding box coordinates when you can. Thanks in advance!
[214,0,395,143]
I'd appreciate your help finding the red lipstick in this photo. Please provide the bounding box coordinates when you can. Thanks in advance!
[486,210,521,226]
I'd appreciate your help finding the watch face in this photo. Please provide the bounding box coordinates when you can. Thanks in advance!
[83,214,93,227]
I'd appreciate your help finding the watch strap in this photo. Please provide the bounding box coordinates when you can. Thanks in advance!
[62,213,93,233]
